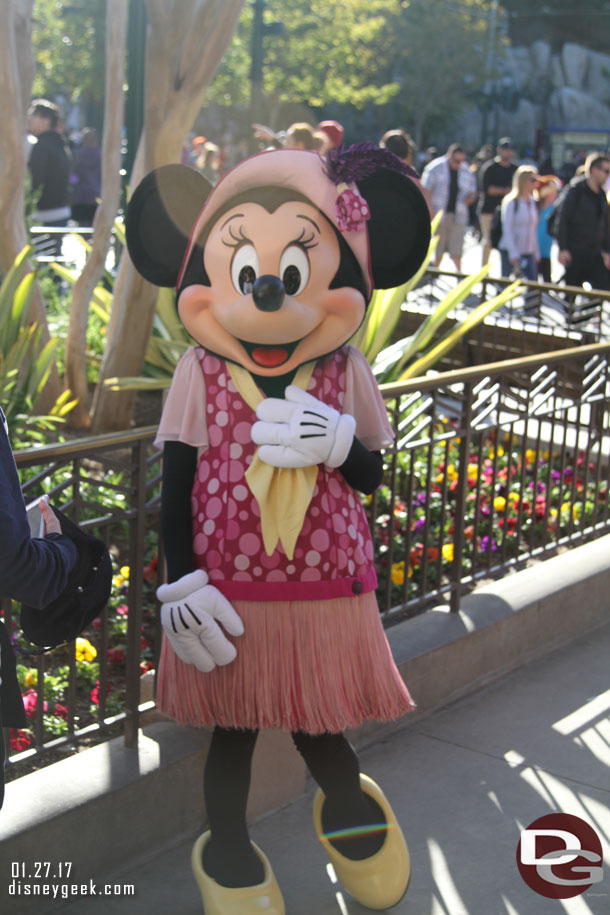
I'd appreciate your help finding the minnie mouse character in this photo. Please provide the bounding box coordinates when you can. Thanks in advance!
[126,144,430,914]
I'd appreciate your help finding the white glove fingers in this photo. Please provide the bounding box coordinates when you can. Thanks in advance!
[251,420,289,447]
[196,618,238,666]
[180,637,216,672]
[284,385,321,407]
[255,398,296,422]
[208,589,245,636]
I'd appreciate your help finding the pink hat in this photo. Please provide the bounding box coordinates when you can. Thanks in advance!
[317,120,344,149]
[177,148,375,295]
[126,144,431,299]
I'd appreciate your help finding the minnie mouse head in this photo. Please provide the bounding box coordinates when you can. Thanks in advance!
[125,144,431,377]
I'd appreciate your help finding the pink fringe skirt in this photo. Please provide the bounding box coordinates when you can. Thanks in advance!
[156,592,415,734]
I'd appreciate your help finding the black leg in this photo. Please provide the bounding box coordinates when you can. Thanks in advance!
[202,725,265,888]
[292,731,387,860]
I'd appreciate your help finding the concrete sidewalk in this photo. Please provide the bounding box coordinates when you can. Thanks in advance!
[50,623,610,915]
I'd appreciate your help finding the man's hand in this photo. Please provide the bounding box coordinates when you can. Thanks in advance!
[252,386,356,469]
[40,499,62,536]
[558,249,572,266]
[157,570,244,672]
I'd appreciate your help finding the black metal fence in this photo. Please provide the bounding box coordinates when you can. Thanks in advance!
[4,340,610,771]
[374,340,610,619]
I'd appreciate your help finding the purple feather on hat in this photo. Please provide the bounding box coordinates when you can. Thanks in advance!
[325,141,418,185]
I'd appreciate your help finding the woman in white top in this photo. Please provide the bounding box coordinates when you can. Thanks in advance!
[499,165,540,280]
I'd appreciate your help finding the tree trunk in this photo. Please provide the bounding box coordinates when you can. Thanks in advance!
[64,0,127,429]
[0,0,62,411]
[92,0,245,432]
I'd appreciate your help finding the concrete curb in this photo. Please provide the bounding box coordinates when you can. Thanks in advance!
[1,535,609,914]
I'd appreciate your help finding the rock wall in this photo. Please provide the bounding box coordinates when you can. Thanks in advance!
[446,41,610,153]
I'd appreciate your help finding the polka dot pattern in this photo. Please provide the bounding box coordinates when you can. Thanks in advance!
[190,348,374,592]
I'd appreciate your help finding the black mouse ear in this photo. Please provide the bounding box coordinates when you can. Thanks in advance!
[357,170,431,290]
[125,164,213,287]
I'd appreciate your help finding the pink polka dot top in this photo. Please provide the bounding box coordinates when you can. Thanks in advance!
[190,346,378,602]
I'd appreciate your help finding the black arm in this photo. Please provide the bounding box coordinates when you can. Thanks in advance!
[337,436,384,494]
[161,440,197,582]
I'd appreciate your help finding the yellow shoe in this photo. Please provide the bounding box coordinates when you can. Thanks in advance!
[313,774,411,910]
[191,831,285,914]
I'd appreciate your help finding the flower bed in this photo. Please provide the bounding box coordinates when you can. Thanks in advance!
[372,425,607,612]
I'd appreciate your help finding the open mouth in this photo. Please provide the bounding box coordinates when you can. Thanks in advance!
[239,337,302,369]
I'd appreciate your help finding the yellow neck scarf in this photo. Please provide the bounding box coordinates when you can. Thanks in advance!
[226,361,318,559]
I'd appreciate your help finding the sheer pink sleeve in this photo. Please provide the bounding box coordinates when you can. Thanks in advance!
[343,346,394,450]
[154,347,209,450]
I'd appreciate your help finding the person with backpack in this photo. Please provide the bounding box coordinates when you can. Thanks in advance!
[556,153,610,291]
[498,165,540,280]
[536,175,562,283]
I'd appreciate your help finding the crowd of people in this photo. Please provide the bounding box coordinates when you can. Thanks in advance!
[26,98,610,293]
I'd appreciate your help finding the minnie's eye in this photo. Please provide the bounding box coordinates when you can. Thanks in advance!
[279,245,309,295]
[231,244,259,294]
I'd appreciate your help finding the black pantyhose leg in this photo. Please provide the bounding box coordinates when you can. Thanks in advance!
[292,731,387,860]
[202,726,265,888]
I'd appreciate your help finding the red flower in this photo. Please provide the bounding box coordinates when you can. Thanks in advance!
[10,729,32,752]
[115,604,129,616]
[140,660,155,674]
[107,648,125,665]
[22,689,47,719]
[54,703,69,719]
[90,680,111,705]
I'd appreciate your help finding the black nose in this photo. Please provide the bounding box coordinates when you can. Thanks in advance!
[252,275,285,312]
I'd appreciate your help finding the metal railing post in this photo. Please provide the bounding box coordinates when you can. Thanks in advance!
[450,384,473,613]
[124,439,147,748]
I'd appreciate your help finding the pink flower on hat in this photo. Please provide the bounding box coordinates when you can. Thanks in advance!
[335,183,370,232]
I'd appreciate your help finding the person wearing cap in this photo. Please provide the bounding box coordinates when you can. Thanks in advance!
[478,138,517,266]
[125,143,431,913]
[421,143,478,271]
[0,406,78,807]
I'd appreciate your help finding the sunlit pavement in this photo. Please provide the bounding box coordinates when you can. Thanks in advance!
[58,623,610,915]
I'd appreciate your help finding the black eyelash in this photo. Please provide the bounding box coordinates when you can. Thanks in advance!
[222,224,250,248]
[292,228,318,250]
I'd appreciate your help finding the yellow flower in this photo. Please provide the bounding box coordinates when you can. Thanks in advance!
[489,446,505,459]
[24,669,37,689]
[446,464,458,482]
[362,494,372,506]
[467,464,479,479]
[75,637,97,663]
[120,565,130,579]
[525,449,537,465]
[391,562,405,586]
[494,496,507,512]
[508,491,520,502]
[549,508,558,518]
[113,575,124,588]
[391,561,413,586]
[442,543,454,562]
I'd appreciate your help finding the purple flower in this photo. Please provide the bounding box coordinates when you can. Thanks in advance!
[481,536,497,553]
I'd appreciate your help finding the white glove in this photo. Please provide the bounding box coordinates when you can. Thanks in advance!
[251,385,356,469]
[156,570,244,673]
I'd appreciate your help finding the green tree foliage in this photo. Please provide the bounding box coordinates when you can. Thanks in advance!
[207,0,499,144]
[32,0,106,110]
